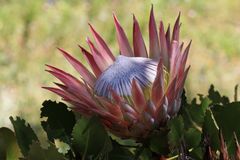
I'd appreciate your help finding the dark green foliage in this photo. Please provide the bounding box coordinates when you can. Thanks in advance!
[72,116,112,158]
[41,100,76,144]
[208,84,229,105]
[108,140,134,160]
[203,109,220,150]
[180,96,211,129]
[212,102,240,139]
[5,85,240,159]
[189,147,203,159]
[169,86,240,159]
[167,116,184,149]
[184,128,201,148]
[26,142,65,160]
[149,129,169,155]
[0,127,20,159]
[211,102,240,155]
[9,116,38,156]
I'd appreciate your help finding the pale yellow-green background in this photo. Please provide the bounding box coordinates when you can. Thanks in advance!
[0,0,240,134]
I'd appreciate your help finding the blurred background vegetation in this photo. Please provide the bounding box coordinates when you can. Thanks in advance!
[0,0,240,143]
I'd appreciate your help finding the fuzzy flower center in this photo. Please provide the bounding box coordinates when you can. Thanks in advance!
[94,55,158,99]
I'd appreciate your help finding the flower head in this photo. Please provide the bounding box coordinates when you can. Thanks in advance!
[44,7,191,139]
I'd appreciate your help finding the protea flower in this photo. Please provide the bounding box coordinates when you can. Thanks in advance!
[44,7,191,139]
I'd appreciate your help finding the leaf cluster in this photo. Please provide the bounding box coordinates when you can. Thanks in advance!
[1,85,240,160]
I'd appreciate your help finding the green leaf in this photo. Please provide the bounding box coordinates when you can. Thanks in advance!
[181,97,211,130]
[110,135,138,147]
[200,97,211,113]
[172,95,205,154]
[184,128,201,148]
[10,116,38,157]
[167,116,184,149]
[72,116,112,158]
[208,85,229,105]
[202,109,219,150]
[211,102,240,139]
[0,127,21,159]
[140,148,153,160]
[108,141,134,160]
[189,147,203,160]
[180,89,187,107]
[149,129,169,155]
[40,100,76,144]
[211,102,240,154]
[27,142,65,160]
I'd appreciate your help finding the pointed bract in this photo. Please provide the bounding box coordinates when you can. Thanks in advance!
[113,14,134,56]
[88,24,115,62]
[172,12,181,42]
[86,37,110,71]
[149,6,160,60]
[132,79,146,113]
[165,24,171,53]
[58,48,96,87]
[159,21,169,69]
[79,45,102,77]
[133,15,148,57]
[152,59,164,107]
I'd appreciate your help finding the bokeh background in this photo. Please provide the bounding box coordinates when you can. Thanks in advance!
[0,0,240,138]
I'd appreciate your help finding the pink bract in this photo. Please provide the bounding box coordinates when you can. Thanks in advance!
[44,6,191,139]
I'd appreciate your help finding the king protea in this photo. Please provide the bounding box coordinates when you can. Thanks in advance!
[44,7,191,139]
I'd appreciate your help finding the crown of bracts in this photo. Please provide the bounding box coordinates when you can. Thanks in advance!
[44,7,191,139]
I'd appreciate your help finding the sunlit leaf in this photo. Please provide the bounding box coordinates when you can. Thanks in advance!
[54,139,70,155]
[110,134,138,147]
